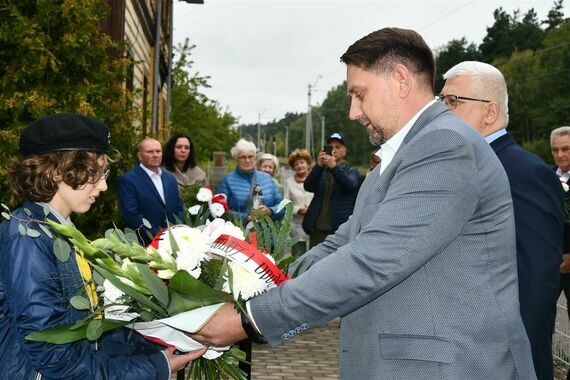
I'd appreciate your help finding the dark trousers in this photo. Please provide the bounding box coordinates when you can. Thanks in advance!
[309,230,333,248]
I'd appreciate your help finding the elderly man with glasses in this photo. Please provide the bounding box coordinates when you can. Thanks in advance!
[441,61,564,380]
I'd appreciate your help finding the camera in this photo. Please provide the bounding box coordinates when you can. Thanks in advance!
[323,145,333,155]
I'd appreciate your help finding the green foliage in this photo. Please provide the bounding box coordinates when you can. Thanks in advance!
[0,0,140,236]
[170,39,239,164]
[434,38,482,92]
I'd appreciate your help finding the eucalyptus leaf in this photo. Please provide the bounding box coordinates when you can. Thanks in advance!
[53,238,71,262]
[86,319,103,341]
[124,231,138,244]
[1,203,9,211]
[23,208,31,216]
[18,223,26,236]
[42,204,50,217]
[142,218,152,229]
[26,228,40,238]
[70,295,91,310]
[1,212,10,220]
[38,223,53,239]
[26,320,127,344]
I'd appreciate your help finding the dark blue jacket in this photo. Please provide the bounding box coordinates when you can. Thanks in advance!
[302,161,359,235]
[491,133,564,380]
[216,168,284,223]
[117,165,184,244]
[0,202,169,380]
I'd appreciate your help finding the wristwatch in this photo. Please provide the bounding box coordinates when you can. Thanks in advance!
[240,312,267,344]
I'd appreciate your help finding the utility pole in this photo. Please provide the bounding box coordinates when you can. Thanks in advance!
[321,115,325,149]
[272,136,277,156]
[257,109,266,151]
[305,75,321,158]
[285,125,289,158]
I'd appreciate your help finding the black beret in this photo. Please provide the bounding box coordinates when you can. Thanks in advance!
[20,113,110,157]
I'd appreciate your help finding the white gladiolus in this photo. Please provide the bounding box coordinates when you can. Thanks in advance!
[196,187,213,202]
[209,202,225,218]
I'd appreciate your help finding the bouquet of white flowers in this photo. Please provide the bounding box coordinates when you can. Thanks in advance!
[18,188,298,380]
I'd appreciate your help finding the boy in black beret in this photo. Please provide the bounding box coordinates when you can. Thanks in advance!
[0,113,205,379]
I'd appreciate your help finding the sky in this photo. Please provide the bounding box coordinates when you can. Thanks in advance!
[173,0,567,125]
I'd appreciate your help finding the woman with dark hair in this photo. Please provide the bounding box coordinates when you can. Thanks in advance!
[162,134,207,187]
[0,114,205,379]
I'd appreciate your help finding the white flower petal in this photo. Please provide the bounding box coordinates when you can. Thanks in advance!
[209,203,225,218]
[188,205,202,215]
[196,187,213,202]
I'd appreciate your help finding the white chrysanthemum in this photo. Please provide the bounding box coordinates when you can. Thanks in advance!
[202,218,245,245]
[103,279,138,321]
[188,205,202,215]
[222,261,271,300]
[155,225,208,279]
[103,279,125,304]
[209,202,225,218]
[196,187,213,202]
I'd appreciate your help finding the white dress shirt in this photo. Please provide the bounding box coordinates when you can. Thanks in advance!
[378,99,436,175]
[139,163,165,203]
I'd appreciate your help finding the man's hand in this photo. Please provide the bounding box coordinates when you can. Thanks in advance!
[298,206,308,216]
[164,346,207,373]
[561,253,570,273]
[317,150,337,169]
[190,303,248,347]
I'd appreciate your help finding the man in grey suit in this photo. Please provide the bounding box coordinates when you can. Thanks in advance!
[192,28,535,379]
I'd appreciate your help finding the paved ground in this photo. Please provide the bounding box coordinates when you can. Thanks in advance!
[251,318,340,380]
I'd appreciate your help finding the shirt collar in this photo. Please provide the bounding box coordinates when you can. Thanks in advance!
[139,163,162,176]
[379,99,436,174]
[485,128,507,144]
[38,202,73,225]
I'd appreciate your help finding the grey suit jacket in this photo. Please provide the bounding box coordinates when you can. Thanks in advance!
[249,101,535,379]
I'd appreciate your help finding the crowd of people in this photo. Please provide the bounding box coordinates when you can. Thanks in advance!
[2,25,570,380]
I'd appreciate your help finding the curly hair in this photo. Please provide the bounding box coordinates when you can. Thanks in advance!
[8,151,108,202]
[288,149,312,168]
[162,134,197,172]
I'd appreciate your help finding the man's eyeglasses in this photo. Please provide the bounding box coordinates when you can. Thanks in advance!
[237,155,255,161]
[437,94,490,110]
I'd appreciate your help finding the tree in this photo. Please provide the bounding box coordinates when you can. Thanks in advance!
[0,0,139,236]
[170,39,238,164]
[543,0,566,30]
[434,38,482,92]
[479,7,544,63]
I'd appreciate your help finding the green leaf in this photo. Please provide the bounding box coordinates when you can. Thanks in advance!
[1,212,10,220]
[18,223,26,236]
[86,319,103,341]
[1,203,9,211]
[70,295,91,310]
[93,265,166,316]
[42,204,50,217]
[167,270,233,315]
[142,218,152,229]
[26,320,127,344]
[38,223,53,238]
[53,238,71,262]
[276,199,291,213]
[26,228,40,238]
[134,262,169,307]
[23,208,31,216]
